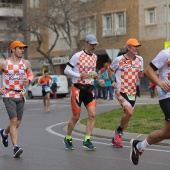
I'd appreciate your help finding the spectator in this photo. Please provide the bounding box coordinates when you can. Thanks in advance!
[149,82,156,98]
[51,80,58,99]
[101,62,113,100]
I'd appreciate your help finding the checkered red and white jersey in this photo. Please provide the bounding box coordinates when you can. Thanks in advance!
[110,55,144,94]
[68,50,97,85]
[3,58,27,98]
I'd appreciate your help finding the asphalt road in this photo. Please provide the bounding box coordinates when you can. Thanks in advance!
[0,97,169,170]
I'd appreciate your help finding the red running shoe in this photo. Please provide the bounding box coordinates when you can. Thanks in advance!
[111,130,123,147]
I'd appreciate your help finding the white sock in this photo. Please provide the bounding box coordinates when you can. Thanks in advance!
[3,130,7,137]
[136,139,149,150]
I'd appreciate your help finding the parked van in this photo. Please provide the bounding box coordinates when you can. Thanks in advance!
[28,75,68,98]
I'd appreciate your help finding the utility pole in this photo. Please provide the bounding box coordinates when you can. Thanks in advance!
[166,0,169,41]
[22,0,28,59]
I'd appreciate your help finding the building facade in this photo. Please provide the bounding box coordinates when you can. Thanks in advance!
[1,0,170,91]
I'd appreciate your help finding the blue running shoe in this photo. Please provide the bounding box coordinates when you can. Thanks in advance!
[63,137,74,150]
[83,139,96,150]
[0,129,8,147]
[13,146,23,158]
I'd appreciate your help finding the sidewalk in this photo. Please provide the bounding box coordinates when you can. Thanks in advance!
[64,95,170,146]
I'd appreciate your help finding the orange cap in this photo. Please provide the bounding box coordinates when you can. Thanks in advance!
[126,38,141,46]
[10,40,28,50]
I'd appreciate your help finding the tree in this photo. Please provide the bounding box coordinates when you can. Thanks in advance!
[25,0,102,74]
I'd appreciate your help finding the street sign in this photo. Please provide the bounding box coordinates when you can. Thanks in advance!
[106,49,120,61]
[164,42,170,49]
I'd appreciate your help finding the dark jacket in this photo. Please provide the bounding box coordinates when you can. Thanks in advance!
[51,82,57,92]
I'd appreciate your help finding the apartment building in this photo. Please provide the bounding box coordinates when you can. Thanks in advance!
[0,0,23,59]
[1,0,170,90]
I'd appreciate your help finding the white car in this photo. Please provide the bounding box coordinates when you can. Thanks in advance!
[28,75,69,98]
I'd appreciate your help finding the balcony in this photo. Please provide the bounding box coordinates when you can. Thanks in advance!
[0,3,23,17]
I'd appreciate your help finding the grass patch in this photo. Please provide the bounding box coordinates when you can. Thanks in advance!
[80,104,164,134]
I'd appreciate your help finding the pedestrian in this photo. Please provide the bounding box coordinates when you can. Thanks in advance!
[130,47,170,165]
[0,40,33,158]
[108,38,146,147]
[38,70,52,112]
[98,67,106,98]
[149,82,156,98]
[51,80,57,99]
[101,62,113,100]
[63,34,100,150]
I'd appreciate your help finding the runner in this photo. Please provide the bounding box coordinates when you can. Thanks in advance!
[38,70,52,112]
[0,40,33,158]
[63,34,100,150]
[108,38,145,147]
[130,47,170,165]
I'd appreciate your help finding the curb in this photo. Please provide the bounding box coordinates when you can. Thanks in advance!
[73,121,170,147]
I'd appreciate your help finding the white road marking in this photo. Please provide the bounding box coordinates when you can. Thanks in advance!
[46,122,170,153]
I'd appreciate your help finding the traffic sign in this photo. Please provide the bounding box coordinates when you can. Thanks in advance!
[164,42,170,49]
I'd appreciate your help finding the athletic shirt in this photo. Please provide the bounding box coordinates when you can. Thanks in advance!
[39,76,52,91]
[150,47,170,100]
[3,58,27,98]
[110,55,143,94]
[68,50,97,85]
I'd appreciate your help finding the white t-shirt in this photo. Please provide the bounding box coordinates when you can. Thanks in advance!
[150,47,170,100]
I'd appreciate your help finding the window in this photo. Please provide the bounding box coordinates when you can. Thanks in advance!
[30,0,39,8]
[115,12,126,35]
[80,16,96,38]
[103,14,112,36]
[102,11,126,36]
[145,8,156,25]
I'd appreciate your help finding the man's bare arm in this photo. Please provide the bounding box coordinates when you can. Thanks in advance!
[144,65,170,93]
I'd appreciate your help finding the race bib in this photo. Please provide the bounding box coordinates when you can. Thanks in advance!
[127,94,136,101]
[88,71,97,79]
[45,86,50,92]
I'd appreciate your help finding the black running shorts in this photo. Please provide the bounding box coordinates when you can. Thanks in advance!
[159,97,170,122]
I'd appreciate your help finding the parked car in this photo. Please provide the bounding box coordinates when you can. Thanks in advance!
[28,75,69,98]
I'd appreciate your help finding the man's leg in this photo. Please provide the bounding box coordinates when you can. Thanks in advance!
[119,105,134,130]
[67,114,80,136]
[86,106,96,136]
[130,121,170,165]
[46,92,50,112]
[2,98,24,157]
[82,98,96,150]
[43,96,47,112]
[146,121,170,145]
[9,118,20,147]
[63,85,81,150]
[112,91,135,147]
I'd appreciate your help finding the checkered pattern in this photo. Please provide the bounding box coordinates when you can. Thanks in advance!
[118,56,142,94]
[77,52,97,85]
[116,90,131,107]
[3,59,27,98]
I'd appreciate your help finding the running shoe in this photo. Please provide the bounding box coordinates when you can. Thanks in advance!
[111,130,123,147]
[0,129,8,147]
[13,146,23,158]
[63,137,74,150]
[83,139,96,150]
[130,139,143,165]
